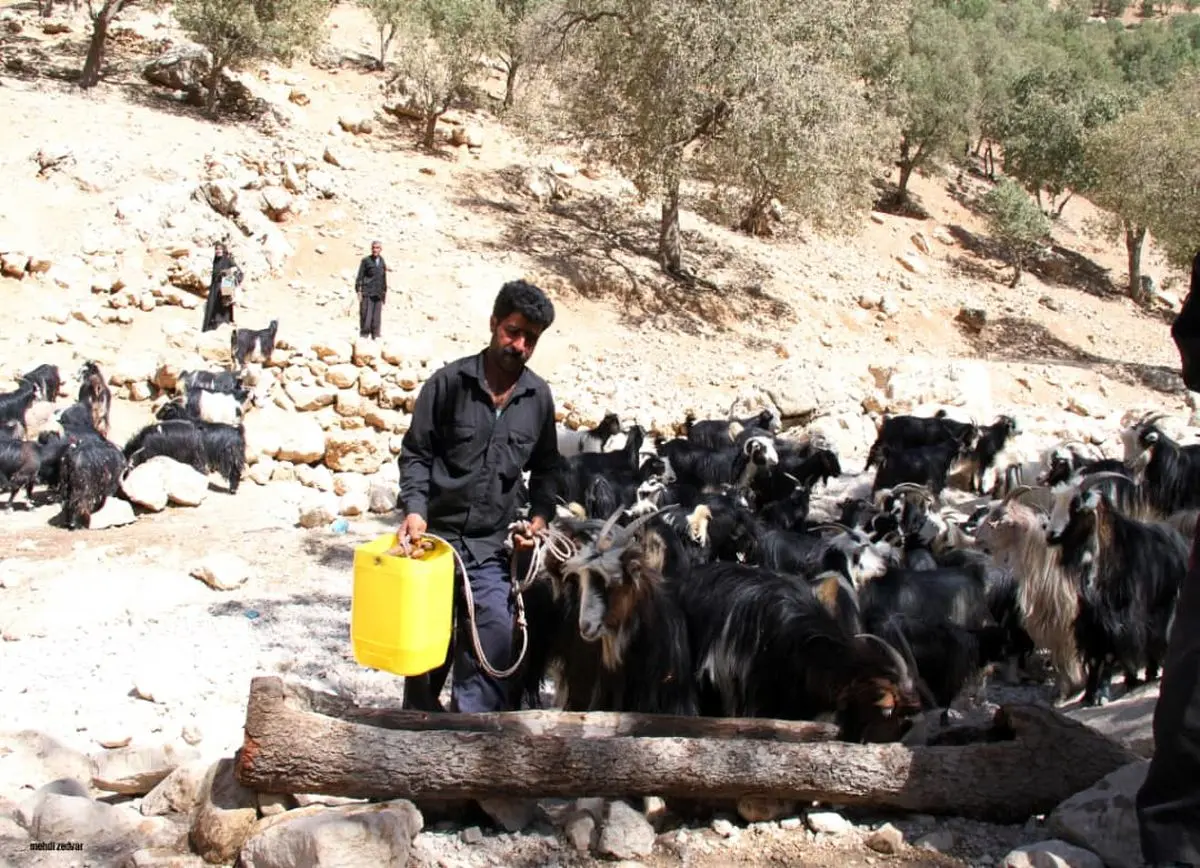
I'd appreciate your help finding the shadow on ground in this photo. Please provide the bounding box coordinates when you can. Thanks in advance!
[957,315,1183,394]
[458,171,792,339]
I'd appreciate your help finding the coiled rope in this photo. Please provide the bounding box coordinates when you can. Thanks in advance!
[402,523,580,681]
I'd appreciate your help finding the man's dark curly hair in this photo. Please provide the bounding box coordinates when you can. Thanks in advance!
[492,279,555,329]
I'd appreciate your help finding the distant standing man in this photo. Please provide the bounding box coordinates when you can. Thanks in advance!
[355,240,387,340]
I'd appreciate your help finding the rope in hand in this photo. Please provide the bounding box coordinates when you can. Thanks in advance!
[398,523,580,681]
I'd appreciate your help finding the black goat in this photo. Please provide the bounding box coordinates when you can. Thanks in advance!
[58,437,126,530]
[962,415,1019,493]
[0,438,51,506]
[657,434,779,490]
[0,380,41,432]
[1047,479,1187,706]
[685,408,780,451]
[231,319,279,368]
[675,561,923,742]
[872,436,972,496]
[1127,415,1200,518]
[865,410,978,471]
[124,420,209,475]
[19,363,61,401]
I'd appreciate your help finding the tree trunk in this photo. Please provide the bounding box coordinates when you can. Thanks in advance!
[1053,191,1073,218]
[236,677,1139,824]
[422,112,440,150]
[1126,223,1148,304]
[1009,257,1023,289]
[78,0,125,89]
[503,59,520,110]
[205,62,223,118]
[658,161,683,275]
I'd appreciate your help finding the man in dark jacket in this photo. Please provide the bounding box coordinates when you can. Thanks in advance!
[1136,504,1200,867]
[355,240,387,340]
[396,279,560,713]
[1171,250,1200,392]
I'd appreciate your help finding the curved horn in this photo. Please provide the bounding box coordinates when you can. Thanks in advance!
[782,472,802,486]
[619,505,668,539]
[1139,411,1169,428]
[1078,470,1132,491]
[890,482,935,502]
[810,522,855,535]
[595,507,626,551]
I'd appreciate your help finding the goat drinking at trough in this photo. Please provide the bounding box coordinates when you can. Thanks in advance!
[674,559,924,742]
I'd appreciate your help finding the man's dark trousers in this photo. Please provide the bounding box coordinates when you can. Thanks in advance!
[1137,519,1200,866]
[359,295,383,339]
[400,545,515,713]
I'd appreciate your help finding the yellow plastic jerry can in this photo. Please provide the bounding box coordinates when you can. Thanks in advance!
[351,533,455,676]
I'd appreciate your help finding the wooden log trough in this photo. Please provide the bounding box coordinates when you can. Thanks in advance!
[235,676,1139,824]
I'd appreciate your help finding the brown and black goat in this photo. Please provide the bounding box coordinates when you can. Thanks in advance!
[522,508,698,716]
[76,361,112,439]
[674,560,924,743]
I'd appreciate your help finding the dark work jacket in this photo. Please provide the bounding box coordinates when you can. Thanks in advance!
[355,255,387,300]
[1171,250,1200,391]
[398,351,561,562]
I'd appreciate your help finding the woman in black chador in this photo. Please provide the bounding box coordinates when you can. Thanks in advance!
[201,241,244,332]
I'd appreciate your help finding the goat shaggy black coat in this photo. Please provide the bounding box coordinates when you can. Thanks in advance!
[674,562,921,742]
[58,437,126,530]
[124,420,209,474]
[0,381,39,430]
[20,363,60,402]
[1053,495,1188,705]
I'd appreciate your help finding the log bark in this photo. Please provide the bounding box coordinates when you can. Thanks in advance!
[237,676,1139,824]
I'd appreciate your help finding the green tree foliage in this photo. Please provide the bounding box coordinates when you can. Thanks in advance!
[387,0,502,149]
[541,0,909,278]
[870,5,980,207]
[174,0,327,117]
[360,0,407,70]
[982,178,1052,287]
[1002,63,1132,215]
[1084,72,1200,297]
[495,0,547,109]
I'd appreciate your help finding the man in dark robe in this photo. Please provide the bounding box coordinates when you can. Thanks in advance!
[355,240,387,340]
[201,242,243,333]
[1171,250,1200,392]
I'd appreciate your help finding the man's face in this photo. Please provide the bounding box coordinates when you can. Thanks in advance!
[490,312,543,374]
[214,244,225,257]
[371,243,381,256]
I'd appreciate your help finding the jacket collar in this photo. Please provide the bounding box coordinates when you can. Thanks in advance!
[463,349,536,402]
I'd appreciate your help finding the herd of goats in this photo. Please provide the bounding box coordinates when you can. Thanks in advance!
[493,404,1200,744]
[0,359,255,529]
[3,353,1198,743]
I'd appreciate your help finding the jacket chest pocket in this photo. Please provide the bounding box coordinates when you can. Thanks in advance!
[443,422,481,475]
[503,429,535,479]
